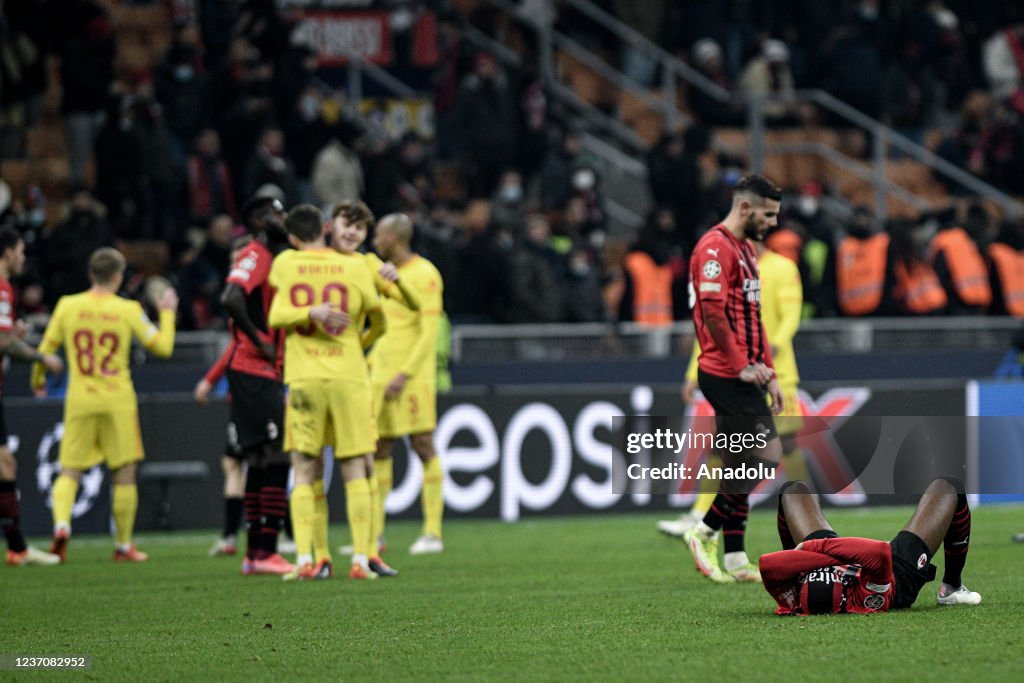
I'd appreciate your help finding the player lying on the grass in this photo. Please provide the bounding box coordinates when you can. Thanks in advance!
[760,478,981,615]
[268,204,387,580]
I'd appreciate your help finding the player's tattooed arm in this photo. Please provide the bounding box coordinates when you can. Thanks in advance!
[0,332,63,373]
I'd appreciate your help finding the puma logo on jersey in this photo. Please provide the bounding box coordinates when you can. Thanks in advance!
[706,248,719,257]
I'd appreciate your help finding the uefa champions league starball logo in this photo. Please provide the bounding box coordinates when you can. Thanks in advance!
[34,422,104,518]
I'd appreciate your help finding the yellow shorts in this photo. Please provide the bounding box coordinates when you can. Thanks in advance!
[60,407,144,471]
[774,387,804,437]
[285,379,376,459]
[374,379,437,439]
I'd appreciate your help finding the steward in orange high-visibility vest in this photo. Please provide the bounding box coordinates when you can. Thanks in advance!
[624,250,673,325]
[836,233,889,316]
[928,226,991,309]
[894,258,947,314]
[988,241,1024,318]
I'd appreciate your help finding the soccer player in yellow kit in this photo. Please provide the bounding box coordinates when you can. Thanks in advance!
[329,202,420,575]
[370,213,445,555]
[658,238,806,580]
[268,204,386,580]
[33,248,177,562]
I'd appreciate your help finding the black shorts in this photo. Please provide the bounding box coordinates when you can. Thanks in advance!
[698,369,778,442]
[0,399,7,444]
[224,422,244,461]
[226,369,284,451]
[889,530,937,609]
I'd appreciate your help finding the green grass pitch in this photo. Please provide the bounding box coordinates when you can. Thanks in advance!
[4,506,1023,682]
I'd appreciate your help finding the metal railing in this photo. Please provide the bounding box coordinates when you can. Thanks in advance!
[450,318,1022,363]
[344,51,417,101]
[485,0,1024,221]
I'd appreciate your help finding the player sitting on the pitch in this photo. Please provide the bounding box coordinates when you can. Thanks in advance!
[760,478,981,615]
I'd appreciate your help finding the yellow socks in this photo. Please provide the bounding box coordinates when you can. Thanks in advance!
[368,473,381,554]
[421,456,443,538]
[374,457,393,545]
[311,479,330,564]
[112,484,138,547]
[692,452,723,517]
[345,477,372,559]
[52,475,78,533]
[782,447,810,485]
[290,483,315,565]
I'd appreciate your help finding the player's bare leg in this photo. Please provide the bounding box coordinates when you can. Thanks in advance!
[409,432,443,555]
[111,463,147,562]
[901,477,980,605]
[777,480,835,548]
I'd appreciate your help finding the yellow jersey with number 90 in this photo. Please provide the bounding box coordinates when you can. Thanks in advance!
[268,248,381,384]
[35,291,176,414]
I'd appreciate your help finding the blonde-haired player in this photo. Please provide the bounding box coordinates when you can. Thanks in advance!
[268,204,386,580]
[33,247,178,562]
[658,235,807,581]
[369,212,445,555]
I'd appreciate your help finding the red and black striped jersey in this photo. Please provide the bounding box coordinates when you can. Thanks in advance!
[689,225,773,377]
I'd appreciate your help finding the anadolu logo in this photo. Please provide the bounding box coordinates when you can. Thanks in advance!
[34,423,104,518]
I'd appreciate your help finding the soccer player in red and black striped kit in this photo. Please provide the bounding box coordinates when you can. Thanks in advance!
[0,227,64,566]
[220,197,294,576]
[683,174,785,583]
[760,477,980,614]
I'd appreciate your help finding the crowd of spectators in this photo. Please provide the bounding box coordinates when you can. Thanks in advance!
[0,0,1022,333]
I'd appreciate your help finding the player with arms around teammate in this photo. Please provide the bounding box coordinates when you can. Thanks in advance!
[683,174,785,583]
[268,204,387,580]
[370,213,446,555]
[220,197,294,576]
[761,478,981,614]
[330,201,419,575]
[0,227,63,566]
[33,248,177,562]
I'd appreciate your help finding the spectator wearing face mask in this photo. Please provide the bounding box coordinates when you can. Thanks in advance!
[567,165,607,249]
[154,21,206,166]
[491,170,526,236]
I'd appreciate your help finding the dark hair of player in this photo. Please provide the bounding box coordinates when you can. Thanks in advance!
[331,200,375,232]
[284,204,324,243]
[242,196,284,229]
[0,226,22,257]
[734,174,783,203]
